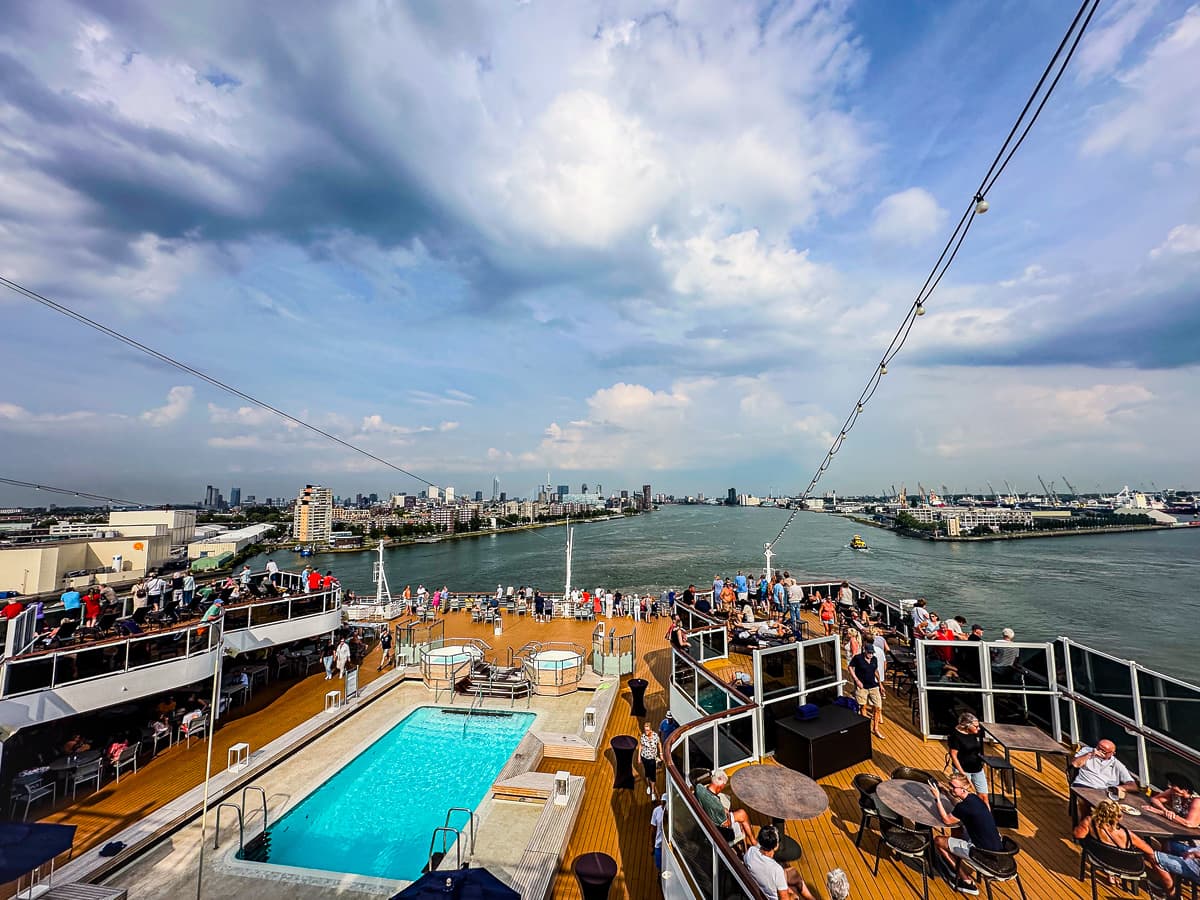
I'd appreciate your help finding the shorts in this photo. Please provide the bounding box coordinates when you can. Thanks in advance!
[947,837,975,859]
[737,591,749,603]
[964,768,988,795]
[642,757,658,782]
[856,686,882,709]
[1156,849,1200,881]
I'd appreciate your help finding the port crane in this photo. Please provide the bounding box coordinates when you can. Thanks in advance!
[1037,475,1055,505]
[987,481,1001,504]
[1003,480,1019,504]
[1061,476,1080,503]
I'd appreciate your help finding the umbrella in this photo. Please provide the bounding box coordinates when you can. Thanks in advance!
[0,822,76,884]
[391,866,519,900]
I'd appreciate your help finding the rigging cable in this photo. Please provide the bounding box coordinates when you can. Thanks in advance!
[766,0,1101,555]
[0,476,150,507]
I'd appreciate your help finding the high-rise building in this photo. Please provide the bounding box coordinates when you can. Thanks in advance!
[642,484,652,509]
[204,485,218,509]
[557,485,570,499]
[492,476,500,502]
[581,483,589,493]
[474,490,483,502]
[229,486,242,507]
[428,486,440,502]
[499,492,507,503]
[293,484,333,546]
[727,488,737,506]
[445,487,455,503]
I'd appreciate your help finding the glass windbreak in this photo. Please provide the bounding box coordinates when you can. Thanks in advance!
[1138,670,1200,756]
[290,594,326,618]
[674,653,697,710]
[1145,738,1200,794]
[222,607,250,631]
[1074,703,1140,765]
[4,656,54,696]
[1012,645,1053,690]
[670,786,715,899]
[922,641,984,688]
[803,638,839,689]
[992,690,1056,734]
[925,687,983,736]
[688,729,715,780]
[761,698,797,756]
[126,631,188,668]
[697,676,734,716]
[760,647,799,701]
[716,715,754,768]
[1069,645,1136,721]
[53,644,125,685]
[249,599,289,626]
[187,625,212,655]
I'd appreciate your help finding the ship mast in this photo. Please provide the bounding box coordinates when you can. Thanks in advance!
[372,540,392,605]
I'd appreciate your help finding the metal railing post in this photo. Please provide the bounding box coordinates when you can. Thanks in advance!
[1129,659,1150,785]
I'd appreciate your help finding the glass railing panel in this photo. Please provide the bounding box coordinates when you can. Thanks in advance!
[289,594,326,618]
[991,690,1055,734]
[715,716,754,768]
[1138,670,1200,755]
[760,646,799,701]
[673,653,697,707]
[53,644,123,685]
[248,599,289,626]
[922,641,984,688]
[761,698,795,756]
[802,639,838,689]
[187,625,210,655]
[223,607,250,631]
[4,656,54,695]
[126,631,188,669]
[1073,702,1140,762]
[688,728,715,777]
[669,786,715,899]
[1011,645,1053,690]
[1069,644,1136,720]
[1145,739,1200,793]
[925,689,983,736]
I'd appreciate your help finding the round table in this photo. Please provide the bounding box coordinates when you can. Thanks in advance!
[610,735,637,790]
[731,764,829,863]
[875,778,945,829]
[628,678,649,717]
[573,851,618,900]
[48,750,102,773]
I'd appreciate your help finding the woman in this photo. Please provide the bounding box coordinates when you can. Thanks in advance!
[1147,772,1200,828]
[322,640,335,680]
[1074,799,1173,893]
[83,590,102,628]
[667,615,690,652]
[947,713,989,800]
[639,721,663,800]
[818,594,836,637]
[844,626,862,660]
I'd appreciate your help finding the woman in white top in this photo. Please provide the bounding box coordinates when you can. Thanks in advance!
[639,721,663,800]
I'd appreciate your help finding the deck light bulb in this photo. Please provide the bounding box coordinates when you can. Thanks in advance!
[856,403,863,413]
[974,194,989,215]
[879,363,888,375]
[916,302,925,316]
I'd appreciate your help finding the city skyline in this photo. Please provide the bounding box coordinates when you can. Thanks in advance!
[1,2,1198,504]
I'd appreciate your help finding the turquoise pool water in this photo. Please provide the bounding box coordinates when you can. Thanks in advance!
[241,706,534,881]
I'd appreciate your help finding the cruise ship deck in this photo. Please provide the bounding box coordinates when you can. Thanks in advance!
[24,603,1182,899]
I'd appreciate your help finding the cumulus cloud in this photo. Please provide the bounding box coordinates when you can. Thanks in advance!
[869,188,947,246]
[140,386,193,426]
[1075,0,1159,83]
[1150,223,1200,258]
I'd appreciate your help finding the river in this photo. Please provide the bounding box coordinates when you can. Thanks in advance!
[245,505,1200,672]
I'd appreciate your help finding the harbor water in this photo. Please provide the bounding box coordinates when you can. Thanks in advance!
[246,506,1200,673]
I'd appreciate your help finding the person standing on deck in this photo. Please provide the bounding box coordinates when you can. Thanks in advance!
[772,578,787,619]
[378,625,392,670]
[712,575,723,604]
[682,584,695,606]
[848,645,886,740]
[266,559,280,585]
[334,638,351,678]
[300,566,311,592]
[605,590,614,619]
[735,571,749,607]
[787,579,804,639]
[181,572,195,611]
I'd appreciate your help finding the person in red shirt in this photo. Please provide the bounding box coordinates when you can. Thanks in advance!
[307,569,322,592]
[83,590,102,627]
[321,571,334,590]
[2,599,24,620]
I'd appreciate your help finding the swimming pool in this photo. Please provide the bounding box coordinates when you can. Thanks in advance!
[239,706,534,882]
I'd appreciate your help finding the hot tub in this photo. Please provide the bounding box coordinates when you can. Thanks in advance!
[529,648,584,695]
[423,644,483,689]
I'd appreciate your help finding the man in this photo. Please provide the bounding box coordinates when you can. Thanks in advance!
[181,572,196,611]
[967,624,985,642]
[734,570,749,607]
[265,558,280,585]
[787,579,804,639]
[744,825,815,900]
[989,628,1020,683]
[322,570,335,591]
[2,597,24,620]
[932,772,1003,895]
[682,584,695,606]
[334,638,351,678]
[694,768,755,845]
[649,795,666,870]
[848,645,886,739]
[145,571,165,609]
[61,586,82,613]
[772,578,787,617]
[712,574,724,603]
[695,593,712,614]
[658,711,679,748]
[307,568,322,593]
[1071,739,1138,791]
[377,625,392,671]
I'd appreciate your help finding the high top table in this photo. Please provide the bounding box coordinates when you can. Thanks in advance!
[731,764,829,864]
[610,735,637,790]
[982,722,1067,773]
[573,851,618,900]
[628,678,649,717]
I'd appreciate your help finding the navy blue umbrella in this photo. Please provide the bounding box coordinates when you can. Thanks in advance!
[0,822,76,884]
[391,866,518,900]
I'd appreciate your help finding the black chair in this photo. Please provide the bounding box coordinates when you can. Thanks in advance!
[968,836,1028,900]
[68,759,104,798]
[41,618,79,648]
[873,822,932,900]
[853,773,883,849]
[78,611,120,641]
[112,743,140,783]
[1079,837,1147,900]
[141,726,170,757]
[10,775,55,821]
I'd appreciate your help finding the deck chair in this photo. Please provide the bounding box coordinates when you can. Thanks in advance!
[182,715,207,748]
[69,759,104,798]
[78,611,120,640]
[112,743,140,783]
[10,775,55,821]
[41,617,79,648]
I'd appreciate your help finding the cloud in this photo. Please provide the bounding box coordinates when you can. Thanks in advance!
[0,402,123,430]
[139,386,193,426]
[1150,223,1200,258]
[1075,0,1159,83]
[869,188,947,246]
[207,403,282,427]
[1083,6,1200,157]
[406,389,475,407]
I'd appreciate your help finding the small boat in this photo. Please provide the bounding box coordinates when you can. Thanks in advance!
[849,534,869,552]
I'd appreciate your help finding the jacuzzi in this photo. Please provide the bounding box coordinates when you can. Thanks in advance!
[528,648,585,695]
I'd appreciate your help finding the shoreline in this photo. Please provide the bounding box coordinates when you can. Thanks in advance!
[836,513,1191,542]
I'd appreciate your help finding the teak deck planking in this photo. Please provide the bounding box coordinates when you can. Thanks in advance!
[35,605,1126,899]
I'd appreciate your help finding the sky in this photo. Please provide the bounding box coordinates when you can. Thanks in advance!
[1,0,1198,505]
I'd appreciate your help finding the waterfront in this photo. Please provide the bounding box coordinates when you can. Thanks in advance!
[247,504,1200,672]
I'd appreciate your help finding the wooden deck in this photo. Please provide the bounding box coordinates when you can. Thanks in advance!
[36,606,1121,899]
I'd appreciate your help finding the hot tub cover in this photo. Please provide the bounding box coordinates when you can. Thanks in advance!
[391,865,519,899]
[0,821,76,884]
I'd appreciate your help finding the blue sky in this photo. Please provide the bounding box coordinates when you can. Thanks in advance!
[1,0,1197,505]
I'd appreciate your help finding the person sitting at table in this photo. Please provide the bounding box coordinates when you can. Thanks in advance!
[694,768,756,846]
[1072,739,1139,791]
[1074,798,1174,893]
[947,713,989,803]
[1147,772,1200,829]
[63,734,91,754]
[695,594,712,614]
[150,714,171,741]
[745,825,815,900]
[1155,842,1200,893]
[156,695,177,716]
[932,773,1003,895]
[105,736,129,765]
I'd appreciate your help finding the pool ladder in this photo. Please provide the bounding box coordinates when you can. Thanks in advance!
[425,806,476,873]
[213,785,269,851]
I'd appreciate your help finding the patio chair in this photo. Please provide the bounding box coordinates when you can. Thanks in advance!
[112,742,140,783]
[10,775,55,821]
[141,726,171,757]
[968,836,1027,900]
[41,617,79,648]
[516,598,527,616]
[873,822,931,900]
[182,715,207,748]
[1079,837,1147,898]
[77,611,120,640]
[68,759,104,799]
[852,773,884,849]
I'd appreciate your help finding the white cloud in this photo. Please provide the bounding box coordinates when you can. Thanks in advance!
[0,402,123,430]
[869,188,947,246]
[207,403,282,427]
[407,390,475,407]
[1150,223,1200,258]
[1083,6,1200,157]
[1075,0,1159,83]
[139,386,194,426]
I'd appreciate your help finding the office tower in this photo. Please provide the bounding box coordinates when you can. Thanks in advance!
[428,486,440,502]
[445,487,455,503]
[581,483,589,493]
[204,485,218,509]
[492,476,500,502]
[293,484,333,545]
[557,485,569,499]
[727,488,737,506]
[499,492,507,502]
[229,486,242,507]
[474,490,483,502]
[642,484,651,509]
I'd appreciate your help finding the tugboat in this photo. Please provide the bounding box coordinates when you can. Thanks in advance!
[849,534,869,552]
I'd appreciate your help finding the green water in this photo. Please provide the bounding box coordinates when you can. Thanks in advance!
[246,506,1200,672]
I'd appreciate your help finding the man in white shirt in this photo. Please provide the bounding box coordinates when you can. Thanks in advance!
[265,559,280,584]
[1072,739,1138,791]
[649,796,665,870]
[744,826,814,900]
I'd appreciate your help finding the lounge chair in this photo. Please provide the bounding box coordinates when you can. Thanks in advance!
[10,775,55,821]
